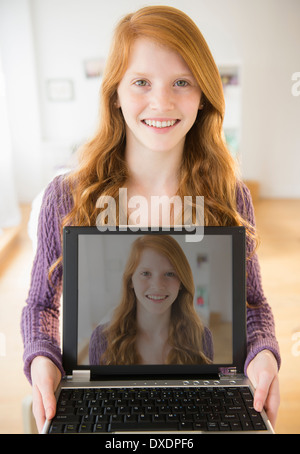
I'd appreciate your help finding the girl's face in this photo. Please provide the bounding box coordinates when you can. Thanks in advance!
[116,38,202,156]
[131,248,181,316]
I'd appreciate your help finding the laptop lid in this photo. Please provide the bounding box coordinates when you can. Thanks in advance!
[62,226,246,379]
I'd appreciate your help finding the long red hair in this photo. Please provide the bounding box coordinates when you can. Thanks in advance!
[62,5,246,229]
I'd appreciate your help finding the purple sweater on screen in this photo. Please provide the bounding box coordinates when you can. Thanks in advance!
[21,175,281,383]
[89,324,214,365]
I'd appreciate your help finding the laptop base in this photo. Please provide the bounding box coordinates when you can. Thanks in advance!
[42,375,274,434]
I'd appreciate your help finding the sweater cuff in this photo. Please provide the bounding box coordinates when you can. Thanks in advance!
[244,339,281,376]
[23,341,65,385]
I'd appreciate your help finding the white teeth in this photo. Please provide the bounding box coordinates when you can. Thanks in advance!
[144,119,177,128]
[147,294,167,300]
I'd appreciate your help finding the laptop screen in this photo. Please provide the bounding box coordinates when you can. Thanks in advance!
[62,227,246,376]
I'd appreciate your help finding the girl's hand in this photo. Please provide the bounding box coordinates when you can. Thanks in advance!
[31,356,62,433]
[246,349,280,429]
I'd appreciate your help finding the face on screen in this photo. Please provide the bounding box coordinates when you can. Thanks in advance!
[77,233,233,366]
[131,248,181,316]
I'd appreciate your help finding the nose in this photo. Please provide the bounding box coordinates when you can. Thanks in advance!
[151,273,167,290]
[149,85,175,112]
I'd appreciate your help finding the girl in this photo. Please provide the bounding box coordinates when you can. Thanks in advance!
[22,6,280,432]
[89,235,213,366]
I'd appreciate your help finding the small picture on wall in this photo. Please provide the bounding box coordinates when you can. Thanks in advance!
[84,58,106,78]
[196,253,207,268]
[47,79,74,102]
[196,285,209,307]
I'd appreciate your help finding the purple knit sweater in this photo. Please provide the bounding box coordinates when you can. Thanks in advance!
[21,175,281,383]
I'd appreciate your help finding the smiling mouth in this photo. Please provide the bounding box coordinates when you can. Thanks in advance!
[142,119,180,129]
[146,294,168,302]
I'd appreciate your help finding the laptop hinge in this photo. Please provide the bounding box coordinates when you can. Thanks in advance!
[218,367,237,377]
[72,370,91,381]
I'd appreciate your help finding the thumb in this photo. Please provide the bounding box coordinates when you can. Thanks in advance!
[253,371,272,412]
[40,383,57,420]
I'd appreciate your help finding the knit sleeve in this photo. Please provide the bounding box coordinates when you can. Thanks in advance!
[21,175,72,383]
[236,182,281,374]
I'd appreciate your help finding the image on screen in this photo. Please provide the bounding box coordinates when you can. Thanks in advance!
[77,233,233,366]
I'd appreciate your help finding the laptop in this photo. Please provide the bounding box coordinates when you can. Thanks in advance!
[42,226,274,434]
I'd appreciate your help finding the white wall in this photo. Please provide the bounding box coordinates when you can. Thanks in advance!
[1,0,300,201]
[0,0,43,202]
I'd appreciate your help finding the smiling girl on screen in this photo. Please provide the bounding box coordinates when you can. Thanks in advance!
[89,235,213,365]
[22,6,280,432]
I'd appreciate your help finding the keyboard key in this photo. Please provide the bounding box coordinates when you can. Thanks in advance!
[82,414,96,423]
[110,421,178,432]
[56,406,75,415]
[53,415,81,424]
[94,423,108,432]
[219,422,231,431]
[207,422,219,431]
[139,414,152,422]
[124,414,138,423]
[241,421,253,430]
[253,421,267,430]
[111,414,124,423]
[227,406,245,412]
[239,412,251,421]
[207,413,220,421]
[77,407,89,415]
[222,413,239,422]
[49,423,65,434]
[230,421,242,431]
[79,423,93,433]
[179,421,194,431]
[193,422,207,431]
[153,414,166,422]
[64,424,78,433]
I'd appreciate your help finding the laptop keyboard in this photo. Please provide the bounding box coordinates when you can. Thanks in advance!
[48,386,267,433]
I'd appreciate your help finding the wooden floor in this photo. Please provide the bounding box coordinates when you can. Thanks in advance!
[0,200,299,434]
[254,199,300,434]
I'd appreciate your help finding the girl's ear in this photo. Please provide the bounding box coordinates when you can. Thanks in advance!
[114,95,121,109]
[199,93,205,110]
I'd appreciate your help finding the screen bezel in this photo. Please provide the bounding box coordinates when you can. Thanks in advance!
[62,226,246,378]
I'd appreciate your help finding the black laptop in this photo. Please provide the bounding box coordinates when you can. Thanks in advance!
[42,226,274,434]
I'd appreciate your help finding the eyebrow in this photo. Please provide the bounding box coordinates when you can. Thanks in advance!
[138,265,177,272]
[127,72,195,79]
